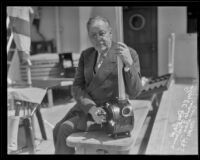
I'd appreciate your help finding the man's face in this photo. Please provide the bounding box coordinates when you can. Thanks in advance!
[88,20,112,54]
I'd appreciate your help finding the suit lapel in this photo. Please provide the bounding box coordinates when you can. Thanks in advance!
[84,49,97,85]
[87,50,117,94]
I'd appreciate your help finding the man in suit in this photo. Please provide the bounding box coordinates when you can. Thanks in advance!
[53,16,142,154]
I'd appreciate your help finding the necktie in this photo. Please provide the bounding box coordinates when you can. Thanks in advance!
[95,53,106,73]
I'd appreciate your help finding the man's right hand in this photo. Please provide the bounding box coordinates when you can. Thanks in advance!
[88,106,107,124]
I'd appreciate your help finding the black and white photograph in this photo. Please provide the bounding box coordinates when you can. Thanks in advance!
[5,5,198,155]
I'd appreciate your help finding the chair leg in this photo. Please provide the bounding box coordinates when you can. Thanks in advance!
[7,116,20,152]
[35,107,47,140]
[23,117,35,154]
[47,89,53,107]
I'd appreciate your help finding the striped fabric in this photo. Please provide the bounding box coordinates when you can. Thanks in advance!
[7,7,34,65]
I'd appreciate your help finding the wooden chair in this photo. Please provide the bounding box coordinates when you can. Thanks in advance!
[20,53,74,107]
[66,100,151,154]
[20,54,60,81]
[7,87,47,154]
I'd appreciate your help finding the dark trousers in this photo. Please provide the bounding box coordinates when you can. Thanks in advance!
[53,115,104,154]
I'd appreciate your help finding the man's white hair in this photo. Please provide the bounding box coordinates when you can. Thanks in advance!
[87,16,111,31]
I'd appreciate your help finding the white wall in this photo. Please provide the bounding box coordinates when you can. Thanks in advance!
[157,7,187,76]
[40,7,56,41]
[174,33,198,78]
[79,7,93,52]
[39,7,80,53]
[60,7,80,53]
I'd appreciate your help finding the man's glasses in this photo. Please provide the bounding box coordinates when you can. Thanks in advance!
[89,31,109,39]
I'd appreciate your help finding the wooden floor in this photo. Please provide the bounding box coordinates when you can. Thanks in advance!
[8,77,198,155]
[146,77,198,155]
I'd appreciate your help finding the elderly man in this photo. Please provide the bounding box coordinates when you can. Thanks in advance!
[53,16,142,154]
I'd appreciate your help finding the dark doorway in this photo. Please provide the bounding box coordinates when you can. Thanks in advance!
[187,6,198,33]
[123,7,158,78]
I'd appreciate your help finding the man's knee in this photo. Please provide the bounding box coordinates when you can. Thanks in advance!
[59,121,76,135]
[54,116,79,138]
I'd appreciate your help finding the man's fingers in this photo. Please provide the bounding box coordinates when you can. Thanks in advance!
[102,118,106,123]
[93,114,106,124]
[110,48,123,56]
[93,116,101,123]
[117,42,127,48]
[112,44,125,51]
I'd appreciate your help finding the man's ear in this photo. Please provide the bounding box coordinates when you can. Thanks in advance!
[109,29,113,38]
[110,32,112,38]
[109,28,112,34]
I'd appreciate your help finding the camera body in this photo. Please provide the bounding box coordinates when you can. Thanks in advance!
[103,99,134,139]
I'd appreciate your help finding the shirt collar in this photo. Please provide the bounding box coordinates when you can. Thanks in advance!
[97,48,110,59]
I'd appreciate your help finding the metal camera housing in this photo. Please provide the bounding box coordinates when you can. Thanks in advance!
[103,98,134,138]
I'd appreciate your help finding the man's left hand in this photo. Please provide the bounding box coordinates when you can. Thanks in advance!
[113,42,133,67]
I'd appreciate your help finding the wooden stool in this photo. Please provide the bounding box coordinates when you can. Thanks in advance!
[67,100,151,154]
[14,100,47,153]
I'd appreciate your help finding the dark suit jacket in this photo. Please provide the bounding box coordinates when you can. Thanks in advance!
[59,42,142,130]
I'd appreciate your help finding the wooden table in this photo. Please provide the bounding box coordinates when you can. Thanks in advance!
[31,78,74,107]
[12,78,74,107]
[66,100,151,154]
[146,79,198,154]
